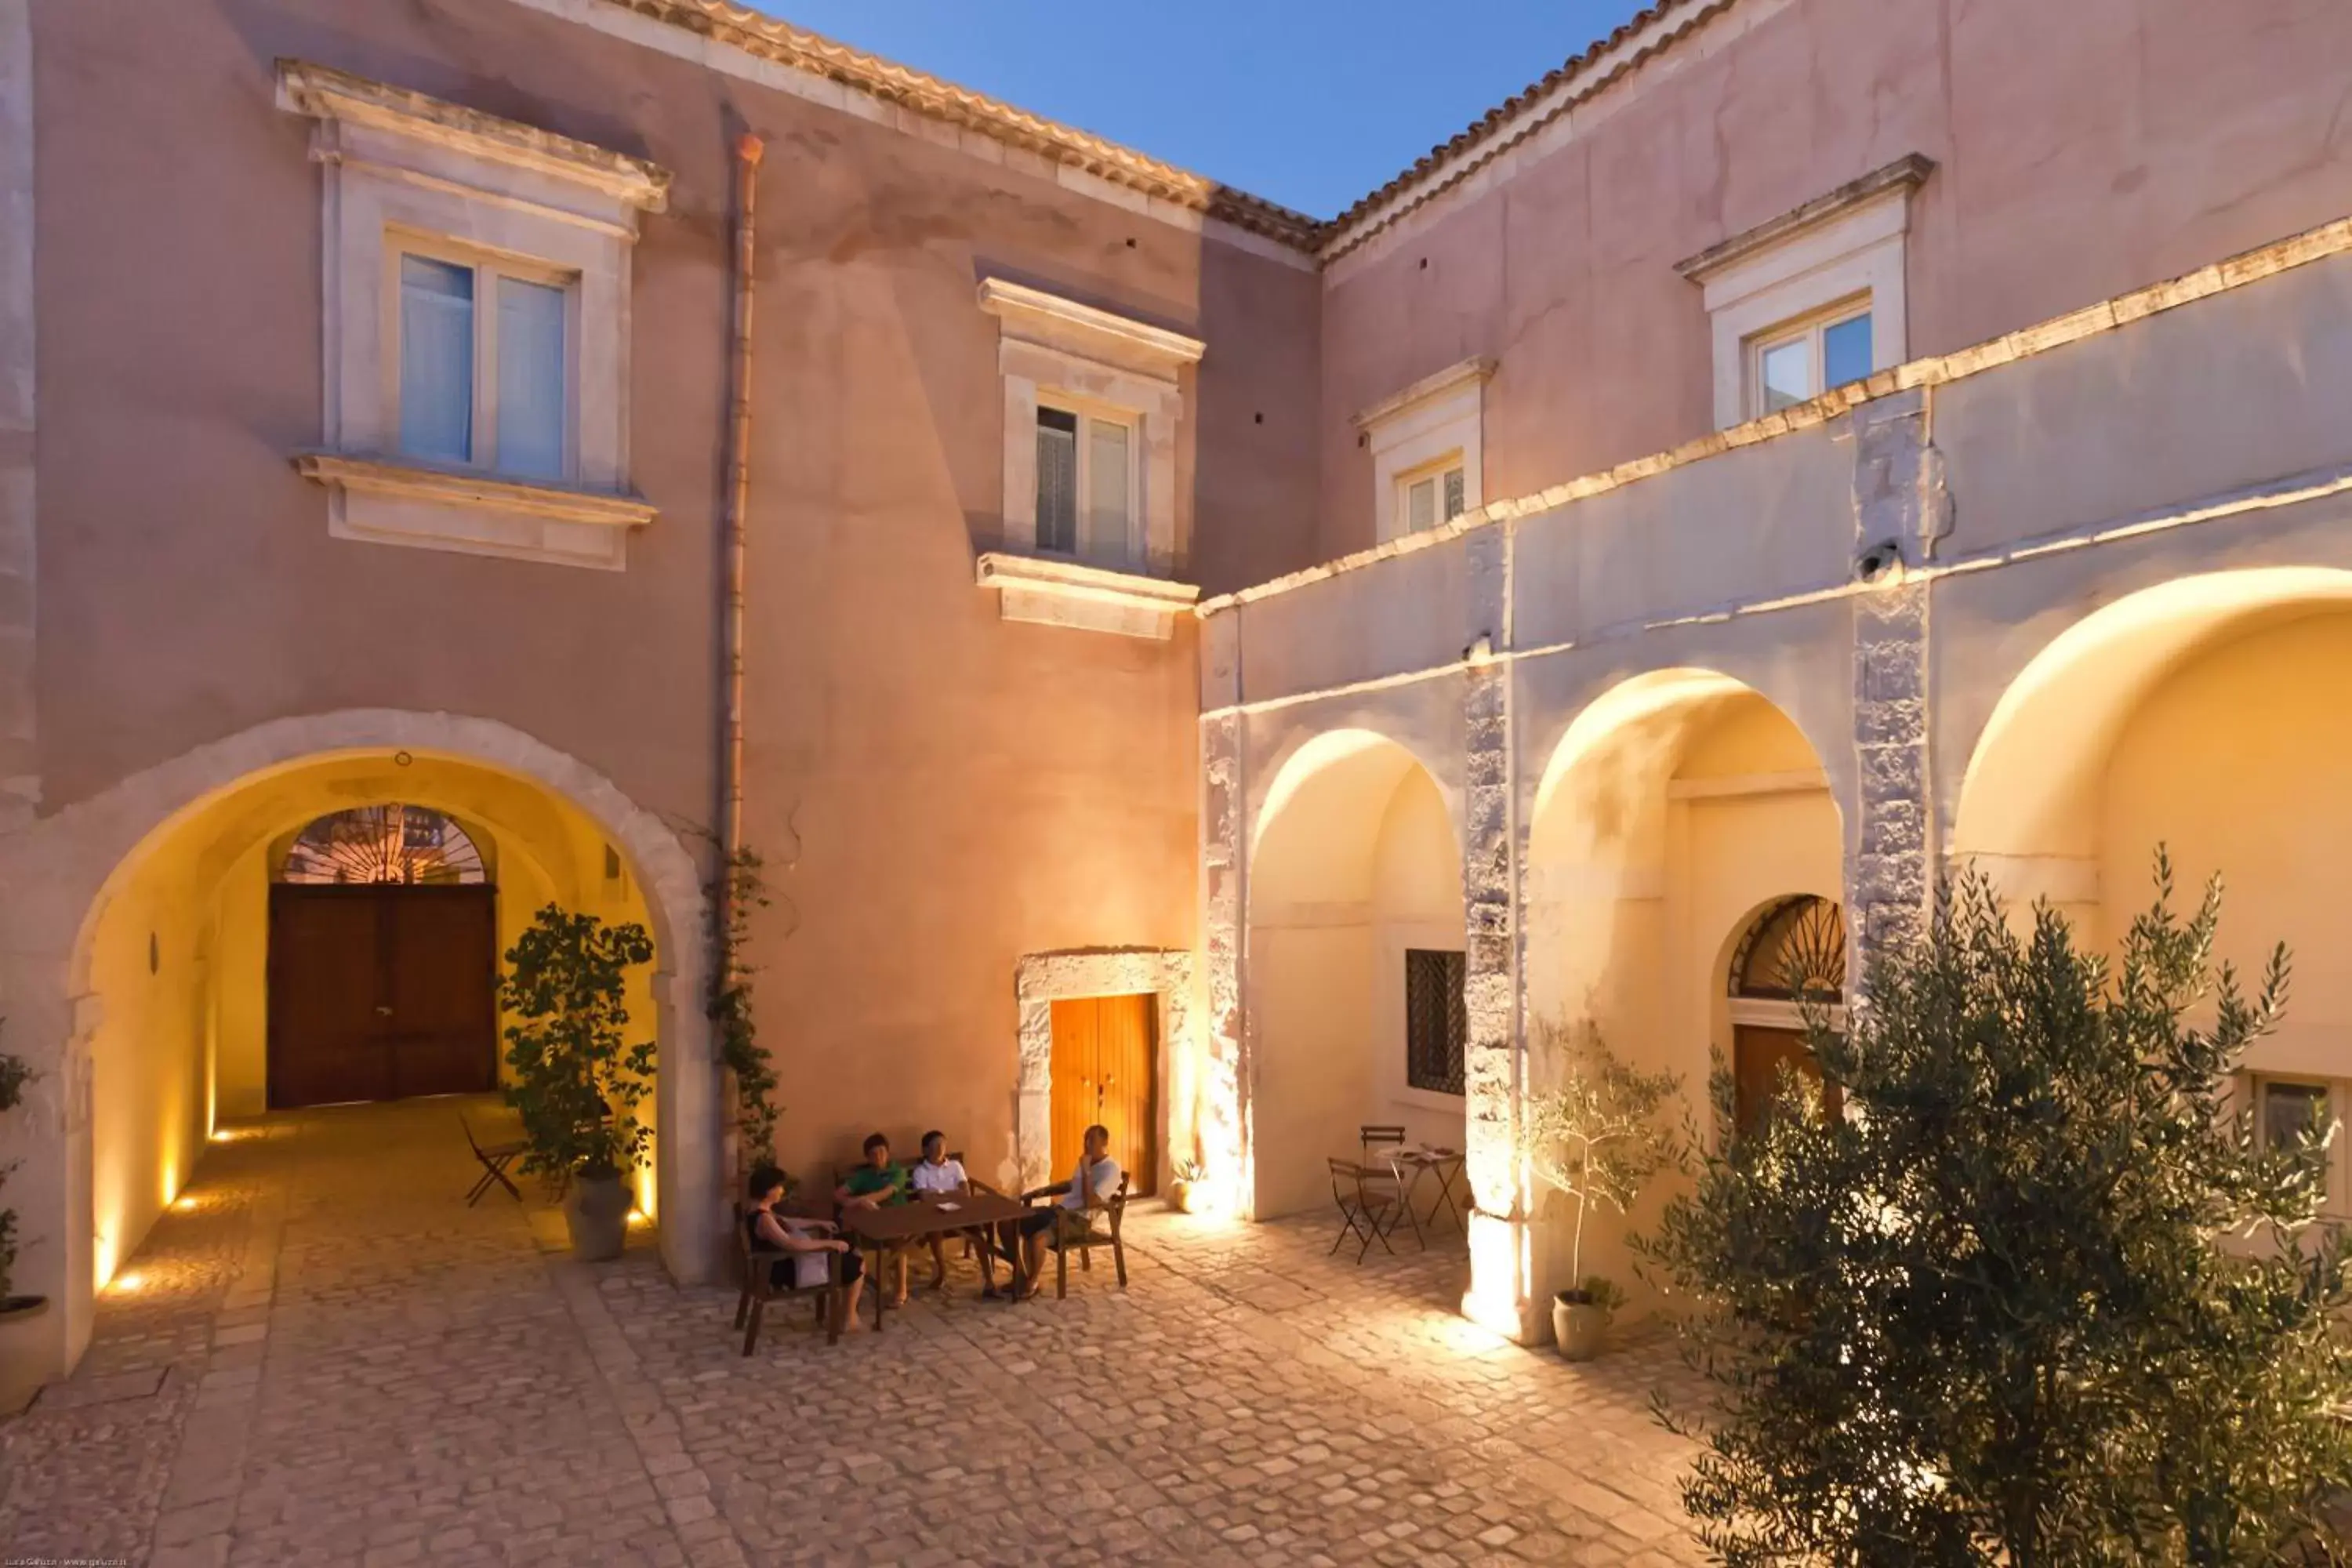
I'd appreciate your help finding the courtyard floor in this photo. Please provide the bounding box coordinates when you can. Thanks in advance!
[0,1099,1707,1567]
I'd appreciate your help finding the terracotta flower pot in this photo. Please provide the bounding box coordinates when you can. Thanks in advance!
[564,1171,633,1261]
[1167,1178,1194,1214]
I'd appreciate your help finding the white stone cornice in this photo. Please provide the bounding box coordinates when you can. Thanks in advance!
[1351,357,1495,433]
[977,278,1206,374]
[1675,154,1934,285]
[975,551,1201,640]
[294,453,656,571]
[274,60,672,214]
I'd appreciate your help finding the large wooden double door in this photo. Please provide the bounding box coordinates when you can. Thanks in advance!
[1048,993,1158,1196]
[267,884,499,1109]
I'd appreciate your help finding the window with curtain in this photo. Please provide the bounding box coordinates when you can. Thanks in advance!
[1405,949,1468,1095]
[1035,401,1138,568]
[396,249,573,481]
[1748,299,1874,417]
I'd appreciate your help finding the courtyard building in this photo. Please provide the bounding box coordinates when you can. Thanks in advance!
[2,0,2351,1417]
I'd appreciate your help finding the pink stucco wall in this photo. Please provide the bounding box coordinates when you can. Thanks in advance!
[1318,0,2352,560]
[28,0,1319,1185]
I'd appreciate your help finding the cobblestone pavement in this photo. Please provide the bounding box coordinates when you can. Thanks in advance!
[1,1099,1708,1566]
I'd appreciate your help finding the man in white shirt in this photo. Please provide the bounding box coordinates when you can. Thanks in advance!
[1013,1123,1121,1299]
[908,1130,976,1294]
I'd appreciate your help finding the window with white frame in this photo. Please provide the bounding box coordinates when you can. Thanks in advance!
[1356,358,1490,546]
[394,248,575,481]
[1398,457,1468,537]
[1677,154,1933,430]
[1748,297,1875,419]
[278,62,668,571]
[1034,402,1140,568]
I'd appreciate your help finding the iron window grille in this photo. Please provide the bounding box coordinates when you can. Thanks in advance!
[1405,949,1468,1096]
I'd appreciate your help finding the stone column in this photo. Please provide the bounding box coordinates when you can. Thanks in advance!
[1848,390,1947,964]
[1196,611,1247,1215]
[1458,526,1539,1341]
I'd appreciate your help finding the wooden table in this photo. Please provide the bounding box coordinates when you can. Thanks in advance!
[839,1191,1031,1333]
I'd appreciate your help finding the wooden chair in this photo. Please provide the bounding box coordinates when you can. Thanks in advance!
[1013,1172,1131,1298]
[733,1204,846,1355]
[1328,1157,1409,1263]
[460,1114,528,1206]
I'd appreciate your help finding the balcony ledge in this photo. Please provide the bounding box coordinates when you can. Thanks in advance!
[293,452,655,571]
[975,552,1200,640]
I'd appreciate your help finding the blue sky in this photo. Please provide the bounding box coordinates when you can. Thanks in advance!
[754,3,1657,220]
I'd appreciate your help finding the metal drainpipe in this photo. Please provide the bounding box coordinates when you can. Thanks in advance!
[718,132,763,964]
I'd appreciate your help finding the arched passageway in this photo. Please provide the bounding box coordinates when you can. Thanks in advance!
[1247,730,1464,1221]
[1955,569,2352,1211]
[0,713,714,1395]
[1523,670,1842,1298]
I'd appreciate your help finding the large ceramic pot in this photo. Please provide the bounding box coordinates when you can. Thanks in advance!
[564,1170,633,1261]
[0,1294,47,1327]
[1167,1178,1194,1214]
[1552,1291,1610,1362]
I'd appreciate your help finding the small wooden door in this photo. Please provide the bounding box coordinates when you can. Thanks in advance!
[1733,1025,1841,1132]
[1048,993,1158,1196]
[268,885,498,1108]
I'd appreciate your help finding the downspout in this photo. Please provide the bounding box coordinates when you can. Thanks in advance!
[719,132,761,941]
[717,132,762,1188]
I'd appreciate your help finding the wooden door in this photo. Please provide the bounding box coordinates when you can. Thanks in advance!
[268,885,498,1108]
[1733,1025,1840,1133]
[1047,993,1158,1196]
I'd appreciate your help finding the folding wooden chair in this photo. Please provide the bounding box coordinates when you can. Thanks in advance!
[1327,1157,1406,1263]
[461,1114,527,1206]
[734,1204,847,1353]
[1359,1123,1407,1160]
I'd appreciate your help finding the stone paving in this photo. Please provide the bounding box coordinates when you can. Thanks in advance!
[0,1098,1708,1566]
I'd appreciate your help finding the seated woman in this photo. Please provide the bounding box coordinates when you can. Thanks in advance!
[746,1165,865,1330]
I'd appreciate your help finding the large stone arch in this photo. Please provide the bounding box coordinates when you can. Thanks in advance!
[0,711,717,1397]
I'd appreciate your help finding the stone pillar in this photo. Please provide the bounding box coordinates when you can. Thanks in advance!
[1196,611,1247,1215]
[1458,527,1539,1341]
[1848,390,1947,964]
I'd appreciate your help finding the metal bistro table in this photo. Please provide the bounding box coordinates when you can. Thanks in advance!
[839,1190,1031,1334]
[1385,1145,1468,1235]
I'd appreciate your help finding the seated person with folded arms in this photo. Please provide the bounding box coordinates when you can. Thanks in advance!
[836,1131,913,1306]
[1010,1123,1120,1300]
[746,1165,865,1331]
[907,1130,996,1295]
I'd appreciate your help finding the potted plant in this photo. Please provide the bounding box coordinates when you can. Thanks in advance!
[501,906,657,1261]
[0,1041,42,1323]
[1518,1018,1682,1360]
[1168,1155,1206,1214]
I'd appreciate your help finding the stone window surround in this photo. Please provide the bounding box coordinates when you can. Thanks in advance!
[276,60,670,571]
[1012,948,1193,1192]
[1678,154,1933,431]
[982,277,1202,581]
[1355,358,1493,545]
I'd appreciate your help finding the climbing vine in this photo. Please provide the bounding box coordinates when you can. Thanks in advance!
[709,847,779,1167]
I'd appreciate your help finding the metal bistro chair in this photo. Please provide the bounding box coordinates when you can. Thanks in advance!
[1355,1126,1424,1248]
[1012,1172,1131,1298]
[460,1114,528,1207]
[733,1203,847,1354]
[1359,1123,1407,1160]
[1327,1157,1411,1264]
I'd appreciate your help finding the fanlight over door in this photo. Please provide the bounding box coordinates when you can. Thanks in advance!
[1727,895,1846,1129]
[279,804,487,886]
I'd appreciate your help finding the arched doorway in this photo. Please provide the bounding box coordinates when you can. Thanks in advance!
[267,804,499,1109]
[1247,728,1464,1221]
[0,711,717,1394]
[1726,894,1846,1130]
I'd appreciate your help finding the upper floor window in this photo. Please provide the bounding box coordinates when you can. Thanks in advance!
[1035,402,1139,567]
[396,252,573,481]
[1399,458,1468,536]
[2251,1075,2347,1217]
[1750,299,1875,418]
[277,61,669,571]
[1678,154,1933,430]
[1356,358,1491,546]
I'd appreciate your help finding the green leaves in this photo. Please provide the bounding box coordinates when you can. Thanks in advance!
[708,847,779,1166]
[1519,1019,1685,1293]
[500,905,658,1181]
[1643,855,2352,1565]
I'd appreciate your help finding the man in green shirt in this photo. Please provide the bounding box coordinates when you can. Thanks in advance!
[836,1132,911,1305]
